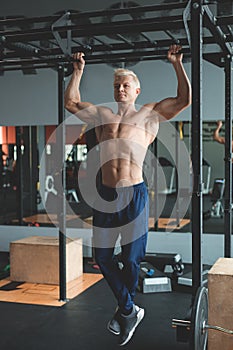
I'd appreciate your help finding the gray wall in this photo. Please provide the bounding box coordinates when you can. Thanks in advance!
[0,0,228,126]
[0,57,227,125]
[0,69,58,126]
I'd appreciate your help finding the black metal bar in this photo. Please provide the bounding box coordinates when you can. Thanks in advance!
[217,15,233,26]
[0,47,191,70]
[0,14,63,27]
[203,52,226,68]
[0,2,188,28]
[28,126,33,215]
[51,12,72,57]
[70,2,188,18]
[153,139,158,231]
[1,37,192,61]
[2,35,226,61]
[57,65,67,302]
[191,0,204,299]
[226,25,233,42]
[0,56,61,66]
[16,127,24,225]
[0,51,190,71]
[203,6,233,55]
[140,32,154,44]
[0,55,171,72]
[224,55,232,258]
[0,3,231,75]
[0,36,40,56]
[29,126,38,215]
[115,34,135,47]
[2,45,226,71]
[91,36,113,49]
[0,16,185,42]
[0,63,56,72]
[175,122,180,227]
[51,14,184,33]
[87,48,190,63]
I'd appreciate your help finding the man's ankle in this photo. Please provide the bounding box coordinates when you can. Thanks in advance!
[121,305,135,316]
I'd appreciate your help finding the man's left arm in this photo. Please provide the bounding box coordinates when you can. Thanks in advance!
[145,44,192,121]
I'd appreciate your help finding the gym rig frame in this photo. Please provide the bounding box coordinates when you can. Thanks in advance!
[0,1,232,348]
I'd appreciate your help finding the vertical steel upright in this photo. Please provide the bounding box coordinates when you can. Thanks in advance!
[16,126,24,225]
[191,0,203,298]
[57,65,67,301]
[175,121,180,227]
[153,138,158,230]
[29,126,38,215]
[224,55,232,257]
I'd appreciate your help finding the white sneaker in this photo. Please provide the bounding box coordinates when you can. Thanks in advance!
[118,305,145,346]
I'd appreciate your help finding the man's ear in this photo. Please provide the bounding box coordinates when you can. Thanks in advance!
[136,88,141,96]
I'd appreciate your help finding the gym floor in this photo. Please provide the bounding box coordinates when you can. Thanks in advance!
[0,253,191,350]
[0,192,223,350]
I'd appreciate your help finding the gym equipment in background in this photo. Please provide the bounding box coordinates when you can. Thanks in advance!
[172,286,233,350]
[203,178,225,220]
[145,252,184,278]
[202,158,212,195]
[158,157,176,194]
[210,178,225,218]
[138,261,172,293]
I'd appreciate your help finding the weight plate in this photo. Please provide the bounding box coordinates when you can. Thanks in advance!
[190,286,208,350]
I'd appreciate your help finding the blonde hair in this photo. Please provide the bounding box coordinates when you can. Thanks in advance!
[114,68,140,88]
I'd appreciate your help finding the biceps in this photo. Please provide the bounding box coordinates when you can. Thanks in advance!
[76,107,97,124]
[154,97,181,120]
[66,102,98,123]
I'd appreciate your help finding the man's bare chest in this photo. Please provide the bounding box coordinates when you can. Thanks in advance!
[99,118,153,142]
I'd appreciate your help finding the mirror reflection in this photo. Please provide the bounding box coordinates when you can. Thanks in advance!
[0,121,227,234]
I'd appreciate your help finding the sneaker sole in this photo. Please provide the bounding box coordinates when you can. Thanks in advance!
[119,308,145,346]
[107,321,120,336]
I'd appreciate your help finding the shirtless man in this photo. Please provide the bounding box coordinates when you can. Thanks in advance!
[64,45,191,346]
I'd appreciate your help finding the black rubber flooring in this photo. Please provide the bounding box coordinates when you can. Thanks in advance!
[0,272,192,350]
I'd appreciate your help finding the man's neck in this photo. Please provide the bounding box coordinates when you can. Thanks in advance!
[117,102,137,117]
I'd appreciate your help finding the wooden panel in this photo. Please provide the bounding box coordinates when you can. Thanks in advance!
[208,258,233,350]
[0,273,103,307]
[23,214,190,231]
[10,236,83,284]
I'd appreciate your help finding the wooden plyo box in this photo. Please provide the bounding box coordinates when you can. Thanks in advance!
[10,236,83,285]
[208,257,233,350]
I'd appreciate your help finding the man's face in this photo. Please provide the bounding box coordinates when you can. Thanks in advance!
[113,75,140,104]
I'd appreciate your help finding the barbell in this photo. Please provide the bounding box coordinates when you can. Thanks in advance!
[172,286,233,350]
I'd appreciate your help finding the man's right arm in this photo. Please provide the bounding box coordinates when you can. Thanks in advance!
[64,52,98,123]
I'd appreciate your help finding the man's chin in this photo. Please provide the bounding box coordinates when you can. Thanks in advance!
[116,99,128,103]
[116,95,127,100]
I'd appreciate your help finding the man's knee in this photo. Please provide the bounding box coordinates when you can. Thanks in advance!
[94,248,113,267]
[122,258,139,273]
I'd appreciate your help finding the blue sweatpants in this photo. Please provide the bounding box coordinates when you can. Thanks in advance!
[93,182,148,313]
